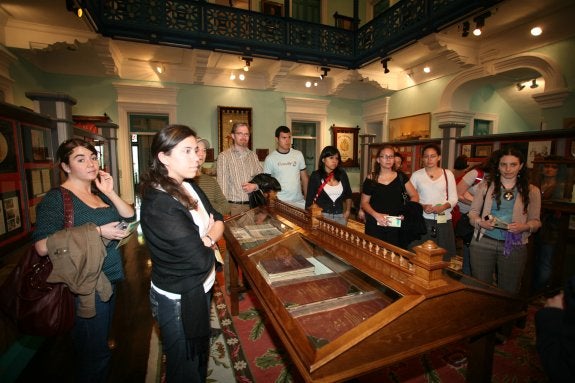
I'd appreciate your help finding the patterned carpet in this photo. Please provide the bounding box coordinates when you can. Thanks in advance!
[148,274,549,383]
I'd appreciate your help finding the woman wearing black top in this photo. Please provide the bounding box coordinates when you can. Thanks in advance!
[305,146,352,226]
[361,145,418,248]
[140,124,224,382]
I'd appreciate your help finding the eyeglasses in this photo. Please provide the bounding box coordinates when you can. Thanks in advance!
[379,155,394,160]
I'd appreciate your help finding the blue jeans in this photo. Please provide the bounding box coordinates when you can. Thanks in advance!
[462,243,471,275]
[72,286,116,383]
[322,212,347,226]
[149,287,212,383]
[532,241,555,293]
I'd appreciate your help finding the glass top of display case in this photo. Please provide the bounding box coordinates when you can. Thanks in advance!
[225,207,295,250]
[249,233,402,349]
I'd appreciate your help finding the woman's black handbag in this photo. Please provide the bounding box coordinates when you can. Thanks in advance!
[454,213,474,244]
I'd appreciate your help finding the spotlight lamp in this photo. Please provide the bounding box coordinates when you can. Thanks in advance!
[381,58,391,74]
[320,67,330,80]
[530,79,539,89]
[66,0,84,18]
[516,83,525,91]
[472,11,491,37]
[242,56,252,72]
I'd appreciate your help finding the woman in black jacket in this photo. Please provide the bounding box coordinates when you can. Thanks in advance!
[305,145,352,226]
[140,124,224,383]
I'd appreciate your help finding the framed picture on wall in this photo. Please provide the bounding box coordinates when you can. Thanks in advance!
[218,106,253,153]
[331,125,359,168]
[262,0,283,17]
[0,120,17,173]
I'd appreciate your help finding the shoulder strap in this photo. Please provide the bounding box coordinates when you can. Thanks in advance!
[60,187,74,228]
[398,172,409,204]
[474,169,485,185]
[312,172,334,204]
[443,168,449,200]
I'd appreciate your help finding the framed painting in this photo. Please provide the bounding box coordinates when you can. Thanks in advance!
[527,140,552,168]
[331,125,359,168]
[262,0,283,17]
[218,106,253,153]
[0,120,17,173]
[389,113,431,141]
[472,144,492,158]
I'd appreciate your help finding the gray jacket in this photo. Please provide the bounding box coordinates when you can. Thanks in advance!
[46,223,112,318]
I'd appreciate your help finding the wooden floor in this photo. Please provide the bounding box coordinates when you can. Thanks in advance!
[13,233,154,383]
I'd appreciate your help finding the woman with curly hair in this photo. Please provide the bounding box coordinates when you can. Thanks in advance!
[468,147,541,294]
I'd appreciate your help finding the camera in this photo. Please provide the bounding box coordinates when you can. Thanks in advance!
[484,215,509,230]
[116,221,128,230]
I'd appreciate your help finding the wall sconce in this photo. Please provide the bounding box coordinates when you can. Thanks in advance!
[66,0,84,18]
[530,79,539,89]
[516,83,525,91]
[242,57,252,72]
[381,58,391,74]
[461,21,470,37]
[320,67,330,80]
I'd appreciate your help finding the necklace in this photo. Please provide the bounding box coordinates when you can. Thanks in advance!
[502,184,515,201]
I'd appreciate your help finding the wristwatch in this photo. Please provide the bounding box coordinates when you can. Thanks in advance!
[206,234,215,246]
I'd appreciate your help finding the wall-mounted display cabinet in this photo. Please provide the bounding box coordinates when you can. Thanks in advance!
[0,102,57,250]
[456,129,574,169]
[224,198,525,382]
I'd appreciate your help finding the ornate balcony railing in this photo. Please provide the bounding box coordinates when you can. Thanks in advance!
[83,0,502,69]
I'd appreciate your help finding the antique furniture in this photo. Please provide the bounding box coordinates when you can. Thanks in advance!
[224,196,526,382]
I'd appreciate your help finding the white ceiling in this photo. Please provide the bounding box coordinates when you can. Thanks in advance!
[1,0,574,105]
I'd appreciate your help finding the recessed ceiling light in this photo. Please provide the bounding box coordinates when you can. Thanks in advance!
[305,81,311,88]
[423,66,431,73]
[239,73,245,81]
[531,26,542,36]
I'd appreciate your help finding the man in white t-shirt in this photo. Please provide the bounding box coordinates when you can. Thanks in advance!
[263,126,309,207]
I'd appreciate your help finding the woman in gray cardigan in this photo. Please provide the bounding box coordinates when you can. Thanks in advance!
[468,147,541,294]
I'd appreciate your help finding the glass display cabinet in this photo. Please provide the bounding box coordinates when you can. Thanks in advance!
[224,196,526,383]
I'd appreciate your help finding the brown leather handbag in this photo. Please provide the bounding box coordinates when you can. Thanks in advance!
[0,187,75,336]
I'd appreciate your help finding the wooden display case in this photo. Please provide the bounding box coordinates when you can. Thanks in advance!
[224,197,525,382]
[0,102,57,250]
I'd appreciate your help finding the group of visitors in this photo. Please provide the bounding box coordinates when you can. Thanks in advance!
[30,120,572,382]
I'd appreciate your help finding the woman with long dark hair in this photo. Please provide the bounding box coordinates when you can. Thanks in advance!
[305,145,352,226]
[140,125,224,382]
[33,138,135,382]
[408,143,458,260]
[468,147,541,294]
[361,145,418,248]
